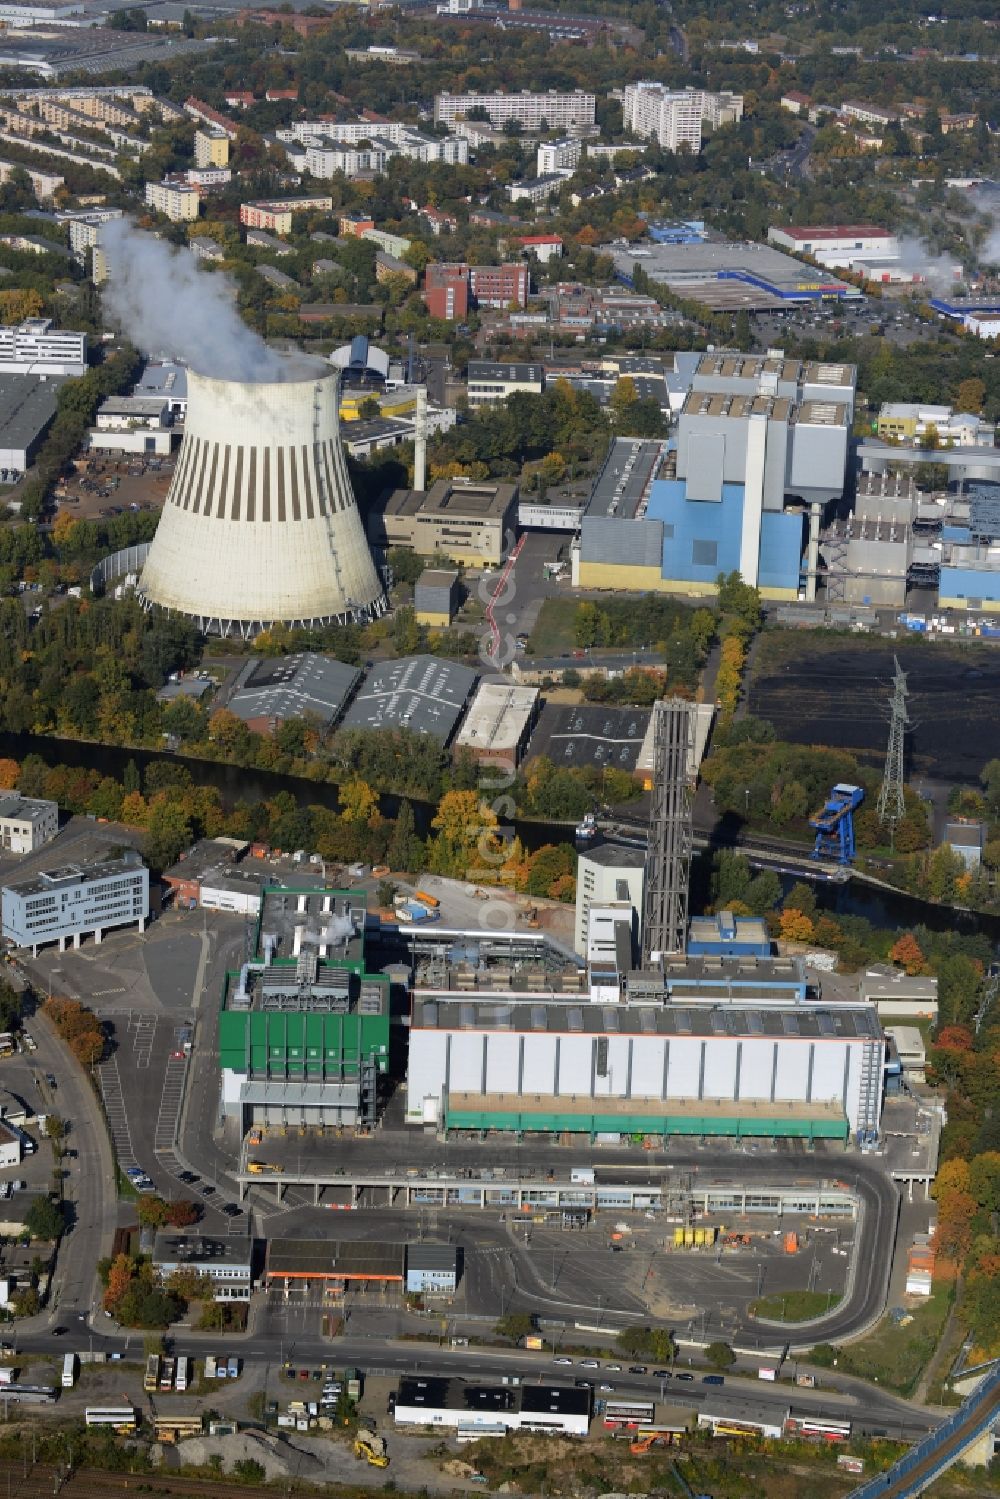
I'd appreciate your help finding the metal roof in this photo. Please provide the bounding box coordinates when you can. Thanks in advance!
[228,652,360,727]
[266,1238,403,1278]
[0,374,62,451]
[341,654,477,741]
[528,702,650,772]
[406,1242,458,1272]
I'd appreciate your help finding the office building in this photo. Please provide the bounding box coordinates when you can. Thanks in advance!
[371,477,519,566]
[1,850,149,955]
[466,361,543,406]
[0,795,57,854]
[0,317,85,377]
[153,1233,253,1302]
[405,1243,458,1296]
[433,90,596,131]
[622,83,743,153]
[422,264,469,322]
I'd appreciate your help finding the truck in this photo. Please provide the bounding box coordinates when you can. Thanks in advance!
[247,1160,283,1175]
[61,1353,76,1389]
[355,1429,389,1468]
[227,1357,240,1379]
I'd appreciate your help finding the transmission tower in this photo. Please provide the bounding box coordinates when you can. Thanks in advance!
[876,655,910,839]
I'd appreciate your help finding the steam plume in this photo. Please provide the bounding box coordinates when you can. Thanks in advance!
[99,218,319,383]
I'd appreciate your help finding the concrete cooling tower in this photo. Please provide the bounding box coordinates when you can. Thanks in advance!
[138,367,385,637]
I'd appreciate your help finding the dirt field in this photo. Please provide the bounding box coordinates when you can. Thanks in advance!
[748,632,1000,783]
[57,455,176,520]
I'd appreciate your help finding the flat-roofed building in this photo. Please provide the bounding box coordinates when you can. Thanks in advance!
[453,682,539,772]
[575,844,646,956]
[153,1233,253,1301]
[371,478,519,567]
[1,850,148,955]
[405,1242,459,1295]
[0,795,57,854]
[0,317,85,377]
[859,968,938,1021]
[266,1238,403,1290]
[434,90,595,130]
[0,373,63,478]
[413,568,459,627]
[145,178,199,222]
[466,361,543,407]
[767,223,898,268]
[393,1376,590,1436]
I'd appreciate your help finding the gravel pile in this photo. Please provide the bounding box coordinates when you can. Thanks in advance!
[175,1428,327,1481]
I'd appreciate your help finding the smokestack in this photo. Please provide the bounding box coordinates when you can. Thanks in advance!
[414,386,427,493]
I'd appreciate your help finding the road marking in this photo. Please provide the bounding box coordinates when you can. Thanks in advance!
[154,1054,187,1152]
[97,1053,137,1170]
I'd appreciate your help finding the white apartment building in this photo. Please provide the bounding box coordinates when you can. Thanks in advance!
[0,318,86,377]
[145,179,199,222]
[59,207,122,257]
[0,795,57,854]
[537,136,582,175]
[506,174,564,205]
[434,90,596,130]
[622,83,744,153]
[298,127,467,179]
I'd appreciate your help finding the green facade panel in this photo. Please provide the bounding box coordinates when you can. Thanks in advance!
[444,1108,848,1142]
[219,1003,389,1078]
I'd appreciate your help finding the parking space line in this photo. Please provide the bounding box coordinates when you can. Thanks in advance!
[97,1054,137,1170]
[154,1055,187,1152]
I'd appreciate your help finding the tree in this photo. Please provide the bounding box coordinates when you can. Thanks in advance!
[340,779,378,824]
[705,1341,736,1369]
[0,758,19,790]
[25,1195,64,1241]
[166,1199,200,1228]
[233,1460,266,1484]
[955,377,985,414]
[716,571,762,631]
[494,1312,535,1344]
[890,932,926,976]
[779,908,815,943]
[137,1195,170,1228]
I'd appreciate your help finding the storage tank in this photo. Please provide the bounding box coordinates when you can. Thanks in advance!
[138,366,385,638]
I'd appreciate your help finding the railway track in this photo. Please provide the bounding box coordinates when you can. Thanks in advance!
[0,1462,319,1499]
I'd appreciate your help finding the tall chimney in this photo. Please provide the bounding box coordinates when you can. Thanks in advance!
[414,385,427,493]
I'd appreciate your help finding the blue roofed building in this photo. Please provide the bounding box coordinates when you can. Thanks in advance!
[687,911,772,958]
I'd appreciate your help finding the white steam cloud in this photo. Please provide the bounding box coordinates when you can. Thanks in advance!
[99,218,320,383]
[967,189,1000,269]
[894,236,965,291]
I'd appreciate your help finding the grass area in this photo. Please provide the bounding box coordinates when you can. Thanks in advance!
[527,596,581,657]
[833,1284,954,1396]
[750,1291,842,1322]
[116,1167,137,1200]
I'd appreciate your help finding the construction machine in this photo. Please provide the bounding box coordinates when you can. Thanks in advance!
[355,1428,389,1468]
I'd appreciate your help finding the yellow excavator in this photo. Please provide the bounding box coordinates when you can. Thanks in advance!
[354,1428,389,1468]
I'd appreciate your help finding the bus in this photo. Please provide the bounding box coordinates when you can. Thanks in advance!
[602,1400,655,1431]
[153,1414,203,1443]
[175,1355,189,1393]
[86,1407,138,1433]
[159,1357,175,1392]
[144,1355,160,1393]
[786,1414,852,1443]
[61,1353,76,1389]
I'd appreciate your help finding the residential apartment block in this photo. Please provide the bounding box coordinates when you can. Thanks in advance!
[145,178,200,222]
[433,89,596,130]
[622,83,744,153]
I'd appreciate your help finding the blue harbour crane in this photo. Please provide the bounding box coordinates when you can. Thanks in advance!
[809,783,865,865]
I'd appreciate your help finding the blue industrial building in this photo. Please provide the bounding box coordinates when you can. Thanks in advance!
[646,477,805,594]
[687,911,772,958]
[647,219,707,245]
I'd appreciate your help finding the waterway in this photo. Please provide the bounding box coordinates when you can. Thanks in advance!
[2,730,997,945]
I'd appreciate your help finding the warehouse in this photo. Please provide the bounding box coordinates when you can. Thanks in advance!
[413,568,459,627]
[0,373,62,479]
[227,653,360,734]
[527,703,653,777]
[406,954,885,1141]
[766,224,898,268]
[698,1398,788,1440]
[453,682,539,772]
[340,655,477,743]
[217,887,390,1129]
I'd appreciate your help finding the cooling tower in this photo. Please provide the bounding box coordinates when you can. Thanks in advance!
[138,367,385,637]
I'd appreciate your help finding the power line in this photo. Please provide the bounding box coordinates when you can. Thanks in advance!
[876,655,911,844]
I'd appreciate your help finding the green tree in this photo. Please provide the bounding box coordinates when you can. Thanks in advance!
[25,1196,65,1241]
[716,571,763,631]
[705,1340,736,1369]
[494,1312,535,1344]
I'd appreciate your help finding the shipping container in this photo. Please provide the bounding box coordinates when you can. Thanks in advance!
[673,1227,685,1248]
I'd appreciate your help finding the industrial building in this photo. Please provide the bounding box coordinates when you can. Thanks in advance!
[466,361,544,407]
[875,403,993,448]
[370,478,519,567]
[89,394,174,457]
[340,655,477,743]
[413,568,459,628]
[766,224,898,268]
[226,653,360,734]
[137,364,386,639]
[218,886,390,1128]
[0,318,85,377]
[0,374,63,478]
[614,240,858,311]
[0,795,57,854]
[930,296,1000,341]
[575,358,854,598]
[452,682,539,772]
[265,1238,403,1292]
[393,1377,591,1437]
[574,844,647,958]
[1,850,149,955]
[622,83,744,153]
[526,703,656,781]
